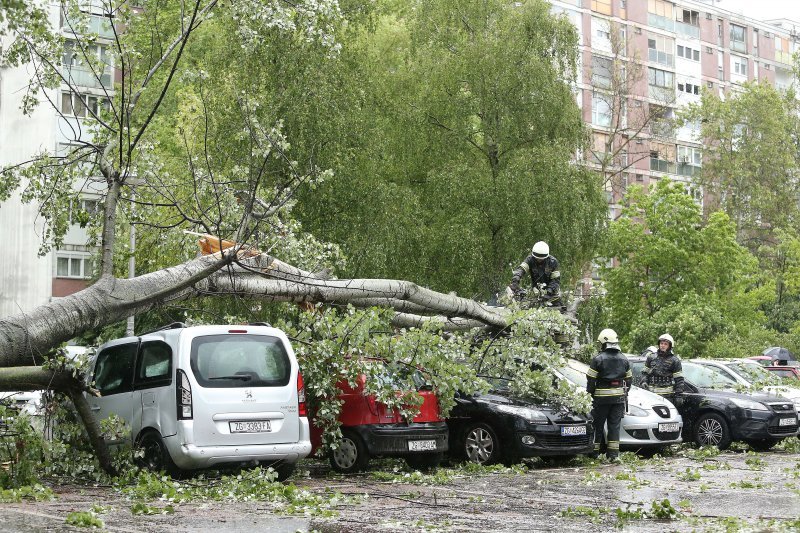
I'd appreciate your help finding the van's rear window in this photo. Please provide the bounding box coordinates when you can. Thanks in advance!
[190,334,291,388]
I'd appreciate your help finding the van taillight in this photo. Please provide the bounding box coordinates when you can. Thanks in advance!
[297,372,307,417]
[177,369,193,420]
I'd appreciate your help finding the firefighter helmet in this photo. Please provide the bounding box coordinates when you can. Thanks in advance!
[531,241,549,259]
[597,328,619,344]
[658,333,674,348]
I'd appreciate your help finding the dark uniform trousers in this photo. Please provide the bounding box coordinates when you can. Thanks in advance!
[592,403,624,456]
[587,348,632,459]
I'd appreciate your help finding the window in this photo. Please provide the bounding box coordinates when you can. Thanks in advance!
[648,33,674,66]
[592,93,612,127]
[93,344,137,396]
[775,36,791,63]
[135,342,172,389]
[62,40,112,89]
[730,24,746,52]
[61,92,107,118]
[678,81,700,95]
[707,81,714,88]
[732,55,748,76]
[648,0,672,18]
[191,334,291,388]
[592,55,613,88]
[591,0,612,15]
[677,145,702,165]
[679,9,699,26]
[753,29,759,57]
[55,253,94,279]
[648,67,674,88]
[650,142,676,174]
[677,45,700,61]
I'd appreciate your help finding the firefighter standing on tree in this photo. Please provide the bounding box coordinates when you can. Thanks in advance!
[640,333,684,405]
[587,329,632,461]
[507,241,561,305]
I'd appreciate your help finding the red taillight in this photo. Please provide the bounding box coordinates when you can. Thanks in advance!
[297,372,307,417]
[177,369,193,420]
[227,329,247,333]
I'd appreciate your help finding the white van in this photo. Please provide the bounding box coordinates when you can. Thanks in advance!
[86,323,311,479]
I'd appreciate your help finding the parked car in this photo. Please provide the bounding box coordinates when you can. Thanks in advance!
[556,359,683,452]
[446,376,594,465]
[628,357,799,450]
[765,365,800,381]
[310,361,448,473]
[691,359,800,415]
[85,323,311,480]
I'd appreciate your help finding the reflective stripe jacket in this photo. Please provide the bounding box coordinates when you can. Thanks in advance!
[587,348,632,405]
[510,255,561,297]
[641,350,684,396]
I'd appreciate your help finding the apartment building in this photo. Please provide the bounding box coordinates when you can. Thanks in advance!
[0,2,111,317]
[549,0,799,220]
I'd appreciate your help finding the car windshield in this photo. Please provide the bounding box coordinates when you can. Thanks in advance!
[557,361,588,388]
[682,362,738,389]
[725,361,781,385]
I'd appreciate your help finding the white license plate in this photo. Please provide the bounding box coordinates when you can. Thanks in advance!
[229,420,271,433]
[408,439,437,451]
[561,425,587,436]
[779,417,796,426]
[659,423,680,432]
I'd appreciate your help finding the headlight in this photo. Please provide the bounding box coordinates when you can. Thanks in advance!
[729,397,769,411]
[496,404,549,424]
[626,405,649,417]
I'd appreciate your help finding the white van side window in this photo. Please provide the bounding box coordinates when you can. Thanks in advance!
[94,344,137,395]
[135,341,172,389]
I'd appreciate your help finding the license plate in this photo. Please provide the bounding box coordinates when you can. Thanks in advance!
[560,425,587,436]
[659,423,679,432]
[408,439,437,451]
[229,420,271,433]
[779,417,796,427]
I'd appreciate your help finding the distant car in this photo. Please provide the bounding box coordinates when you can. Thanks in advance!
[556,359,682,452]
[691,359,800,415]
[446,376,594,465]
[766,365,800,381]
[748,355,774,367]
[628,357,799,450]
[310,361,448,473]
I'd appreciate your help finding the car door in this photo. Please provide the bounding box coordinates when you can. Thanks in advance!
[133,340,175,438]
[86,342,138,444]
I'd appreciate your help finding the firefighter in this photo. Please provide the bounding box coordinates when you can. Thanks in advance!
[640,333,684,405]
[507,241,561,306]
[587,328,632,462]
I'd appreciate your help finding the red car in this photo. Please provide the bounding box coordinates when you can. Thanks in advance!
[765,366,800,381]
[310,365,448,473]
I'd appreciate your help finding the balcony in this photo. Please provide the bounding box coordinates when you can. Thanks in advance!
[61,12,114,40]
[647,14,674,32]
[675,21,700,39]
[730,40,746,53]
[62,66,112,90]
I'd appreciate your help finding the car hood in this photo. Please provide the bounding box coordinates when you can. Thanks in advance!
[468,391,588,421]
[762,385,800,402]
[696,387,789,403]
[627,386,676,410]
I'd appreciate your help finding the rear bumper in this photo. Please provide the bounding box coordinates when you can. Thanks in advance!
[165,417,313,469]
[351,421,449,456]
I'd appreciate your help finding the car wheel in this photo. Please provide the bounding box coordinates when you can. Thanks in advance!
[462,423,502,465]
[693,413,731,450]
[745,438,778,452]
[405,452,443,471]
[135,431,180,476]
[329,430,369,473]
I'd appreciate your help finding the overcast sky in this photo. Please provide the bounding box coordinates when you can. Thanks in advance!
[706,0,800,24]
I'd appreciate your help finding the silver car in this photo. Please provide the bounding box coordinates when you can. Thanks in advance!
[558,359,683,451]
[86,323,311,480]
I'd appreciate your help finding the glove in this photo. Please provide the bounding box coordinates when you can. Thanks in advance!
[639,381,649,391]
[673,394,685,408]
[505,286,515,299]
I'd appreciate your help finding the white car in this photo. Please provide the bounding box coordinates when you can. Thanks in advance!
[557,359,683,451]
[86,323,311,480]
[691,359,800,418]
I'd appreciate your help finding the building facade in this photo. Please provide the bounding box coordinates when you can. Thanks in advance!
[550,0,799,222]
[0,2,111,318]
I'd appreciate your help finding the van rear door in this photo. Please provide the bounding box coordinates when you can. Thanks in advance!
[187,333,300,447]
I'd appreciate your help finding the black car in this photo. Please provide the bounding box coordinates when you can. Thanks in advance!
[629,357,799,450]
[446,378,594,465]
